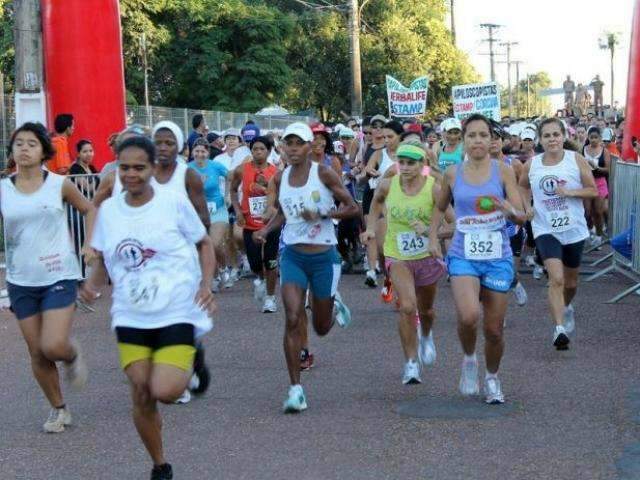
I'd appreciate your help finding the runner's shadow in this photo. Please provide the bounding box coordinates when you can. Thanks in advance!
[395,396,523,420]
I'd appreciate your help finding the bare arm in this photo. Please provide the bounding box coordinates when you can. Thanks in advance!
[428,167,454,258]
[499,163,527,225]
[557,154,598,199]
[518,159,534,218]
[362,178,390,238]
[317,164,360,220]
[185,169,211,230]
[229,167,245,227]
[92,171,115,208]
[194,234,216,313]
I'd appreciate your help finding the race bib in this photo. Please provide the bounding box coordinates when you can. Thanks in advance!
[123,270,169,313]
[282,195,305,221]
[249,196,267,217]
[207,201,217,216]
[397,231,429,257]
[545,210,572,232]
[464,231,502,260]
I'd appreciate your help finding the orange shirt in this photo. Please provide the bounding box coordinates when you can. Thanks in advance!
[48,135,72,174]
[606,143,621,158]
[240,161,277,231]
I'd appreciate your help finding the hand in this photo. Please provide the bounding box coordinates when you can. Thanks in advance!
[410,220,428,236]
[79,281,101,304]
[365,167,380,178]
[555,186,572,198]
[524,208,534,221]
[360,230,375,244]
[428,237,443,259]
[252,229,268,244]
[195,285,217,315]
[301,208,321,222]
[262,206,278,221]
[81,245,99,265]
[235,212,246,227]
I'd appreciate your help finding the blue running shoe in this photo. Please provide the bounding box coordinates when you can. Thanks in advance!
[333,291,352,328]
[283,385,308,413]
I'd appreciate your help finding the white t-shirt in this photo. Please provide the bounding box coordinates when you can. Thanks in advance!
[230,146,251,171]
[91,187,211,335]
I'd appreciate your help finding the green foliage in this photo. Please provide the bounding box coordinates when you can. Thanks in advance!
[501,71,552,118]
[0,0,14,92]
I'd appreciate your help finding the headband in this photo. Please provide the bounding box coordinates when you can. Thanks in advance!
[397,144,425,162]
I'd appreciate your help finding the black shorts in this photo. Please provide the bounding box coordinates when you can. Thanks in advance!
[509,228,524,257]
[534,235,585,269]
[243,227,281,274]
[362,184,374,216]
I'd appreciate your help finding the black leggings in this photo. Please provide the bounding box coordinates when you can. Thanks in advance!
[243,228,281,274]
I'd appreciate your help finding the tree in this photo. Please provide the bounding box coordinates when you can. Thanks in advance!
[0,0,15,93]
[599,31,620,106]
[502,71,552,118]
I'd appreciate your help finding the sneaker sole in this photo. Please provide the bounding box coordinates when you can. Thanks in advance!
[44,425,65,433]
[485,397,505,405]
[364,278,377,288]
[283,403,308,414]
[403,378,422,385]
[554,333,570,350]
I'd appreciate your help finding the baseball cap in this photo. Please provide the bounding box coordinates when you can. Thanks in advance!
[370,114,387,125]
[241,124,260,142]
[283,122,313,142]
[338,128,355,139]
[602,127,614,142]
[224,128,242,140]
[206,132,220,143]
[310,122,328,134]
[441,118,462,132]
[406,124,423,135]
[520,128,536,141]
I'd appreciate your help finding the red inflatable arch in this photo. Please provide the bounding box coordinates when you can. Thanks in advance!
[623,0,640,162]
[41,0,126,171]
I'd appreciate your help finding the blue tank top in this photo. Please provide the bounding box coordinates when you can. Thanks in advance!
[448,160,512,260]
[438,143,463,172]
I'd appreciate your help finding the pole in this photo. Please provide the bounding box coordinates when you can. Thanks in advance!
[349,0,363,118]
[15,0,44,93]
[141,33,151,127]
[526,74,530,117]
[610,45,615,107]
[499,42,518,117]
[514,61,521,117]
[0,71,6,167]
[450,0,456,46]
[480,24,502,82]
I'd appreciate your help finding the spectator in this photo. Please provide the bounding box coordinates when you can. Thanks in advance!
[47,113,74,174]
[187,113,207,161]
[207,131,224,159]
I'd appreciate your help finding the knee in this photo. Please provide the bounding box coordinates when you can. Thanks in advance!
[458,309,480,329]
[548,274,564,290]
[314,321,331,337]
[28,347,51,367]
[398,299,417,318]
[40,339,70,362]
[483,325,503,344]
[418,308,435,322]
[564,276,578,291]
[130,380,153,408]
[150,382,183,405]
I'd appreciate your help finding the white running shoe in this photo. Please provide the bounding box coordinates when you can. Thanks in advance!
[418,330,436,366]
[211,276,220,293]
[591,235,603,249]
[283,384,308,413]
[402,359,422,385]
[241,256,252,277]
[525,255,536,267]
[563,304,575,333]
[174,389,191,404]
[364,269,378,288]
[65,340,88,391]
[484,376,505,404]
[533,265,544,280]
[459,357,480,395]
[553,325,570,350]
[262,295,277,313]
[253,278,266,302]
[514,281,528,306]
[229,268,240,283]
[333,291,352,328]
[43,407,72,433]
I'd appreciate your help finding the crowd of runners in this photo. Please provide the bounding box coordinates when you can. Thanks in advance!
[1,106,627,478]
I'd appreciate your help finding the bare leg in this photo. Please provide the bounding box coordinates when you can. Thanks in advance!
[481,289,508,374]
[389,262,418,360]
[450,276,482,355]
[544,258,565,326]
[282,283,305,385]
[563,266,580,306]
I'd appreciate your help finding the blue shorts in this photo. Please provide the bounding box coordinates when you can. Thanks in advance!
[7,280,78,320]
[280,245,341,299]
[447,256,514,293]
[210,205,229,224]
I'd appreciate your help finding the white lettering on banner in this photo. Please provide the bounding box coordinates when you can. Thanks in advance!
[386,75,430,118]
[249,196,267,217]
[456,211,505,234]
[397,231,429,256]
[464,231,502,260]
[207,201,217,216]
[452,82,501,122]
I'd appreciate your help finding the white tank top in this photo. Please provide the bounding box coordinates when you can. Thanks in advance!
[280,162,337,246]
[368,148,395,189]
[111,162,187,198]
[1,172,81,286]
[529,150,589,244]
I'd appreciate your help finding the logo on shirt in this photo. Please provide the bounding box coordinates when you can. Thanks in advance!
[474,196,499,214]
[539,175,567,196]
[116,239,156,271]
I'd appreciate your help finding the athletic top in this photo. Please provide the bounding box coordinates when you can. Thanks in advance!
[188,160,228,212]
[529,150,589,244]
[280,162,337,246]
[582,145,608,179]
[384,175,435,261]
[368,148,394,189]
[240,161,277,231]
[438,143,464,172]
[448,160,511,261]
[91,187,211,335]
[1,172,81,286]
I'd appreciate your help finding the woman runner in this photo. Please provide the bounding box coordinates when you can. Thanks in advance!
[429,114,526,404]
[80,136,216,480]
[582,126,611,249]
[1,123,94,432]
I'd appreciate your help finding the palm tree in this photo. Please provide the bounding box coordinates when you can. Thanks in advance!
[599,32,621,106]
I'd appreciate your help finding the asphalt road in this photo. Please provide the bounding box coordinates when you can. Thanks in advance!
[1,249,639,480]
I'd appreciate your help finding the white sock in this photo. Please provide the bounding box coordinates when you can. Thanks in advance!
[485,372,498,381]
[463,353,477,364]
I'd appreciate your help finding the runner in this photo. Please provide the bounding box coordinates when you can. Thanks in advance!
[519,118,598,350]
[80,136,216,480]
[188,138,230,291]
[252,122,359,413]
[1,122,93,432]
[582,127,611,249]
[310,122,342,176]
[436,118,464,178]
[361,141,445,384]
[230,135,280,313]
[429,114,526,404]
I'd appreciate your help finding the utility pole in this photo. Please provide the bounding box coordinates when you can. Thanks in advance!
[0,71,6,166]
[140,33,151,127]
[498,41,518,117]
[14,0,43,93]
[349,0,363,118]
[513,61,523,117]
[480,23,502,82]
[526,74,530,117]
[450,0,456,46]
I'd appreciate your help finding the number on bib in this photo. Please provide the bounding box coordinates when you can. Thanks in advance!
[464,231,502,260]
[249,196,267,217]
[545,210,571,232]
[125,274,161,312]
[207,202,217,216]
[396,232,429,257]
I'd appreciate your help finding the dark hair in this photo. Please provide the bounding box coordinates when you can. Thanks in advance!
[362,116,372,127]
[423,127,436,137]
[192,138,210,150]
[192,114,205,130]
[117,136,156,164]
[384,120,404,136]
[538,117,566,137]
[54,113,74,134]
[462,114,492,137]
[10,122,56,161]
[587,126,601,137]
[250,135,274,151]
[76,139,93,153]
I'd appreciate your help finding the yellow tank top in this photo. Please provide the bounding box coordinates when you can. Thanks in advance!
[384,175,435,260]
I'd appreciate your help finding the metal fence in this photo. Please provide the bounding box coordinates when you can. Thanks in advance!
[586,159,640,303]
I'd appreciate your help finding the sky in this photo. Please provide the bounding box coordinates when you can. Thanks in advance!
[452,0,634,111]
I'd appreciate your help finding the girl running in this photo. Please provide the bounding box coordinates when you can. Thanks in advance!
[582,126,610,248]
[1,123,94,432]
[429,114,526,404]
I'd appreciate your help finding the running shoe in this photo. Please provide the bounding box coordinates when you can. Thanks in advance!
[514,281,528,306]
[150,463,173,480]
[364,269,378,288]
[229,267,240,283]
[525,255,536,267]
[591,235,603,250]
[283,385,308,413]
[241,256,252,278]
[174,389,191,404]
[262,295,277,313]
[305,289,311,310]
[459,357,480,396]
[380,278,393,303]
[553,325,570,350]
[253,278,266,302]
[300,350,315,371]
[484,376,505,404]
[563,304,575,333]
[333,291,352,328]
[532,265,544,280]
[222,268,234,289]
[402,359,422,385]
[418,330,436,366]
[65,340,88,391]
[190,343,210,395]
[43,407,72,433]
[211,276,220,293]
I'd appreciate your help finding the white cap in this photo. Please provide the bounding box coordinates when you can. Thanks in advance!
[520,128,536,141]
[224,128,242,139]
[508,122,525,137]
[338,128,355,139]
[602,127,614,142]
[441,118,462,132]
[152,121,185,149]
[283,122,313,142]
